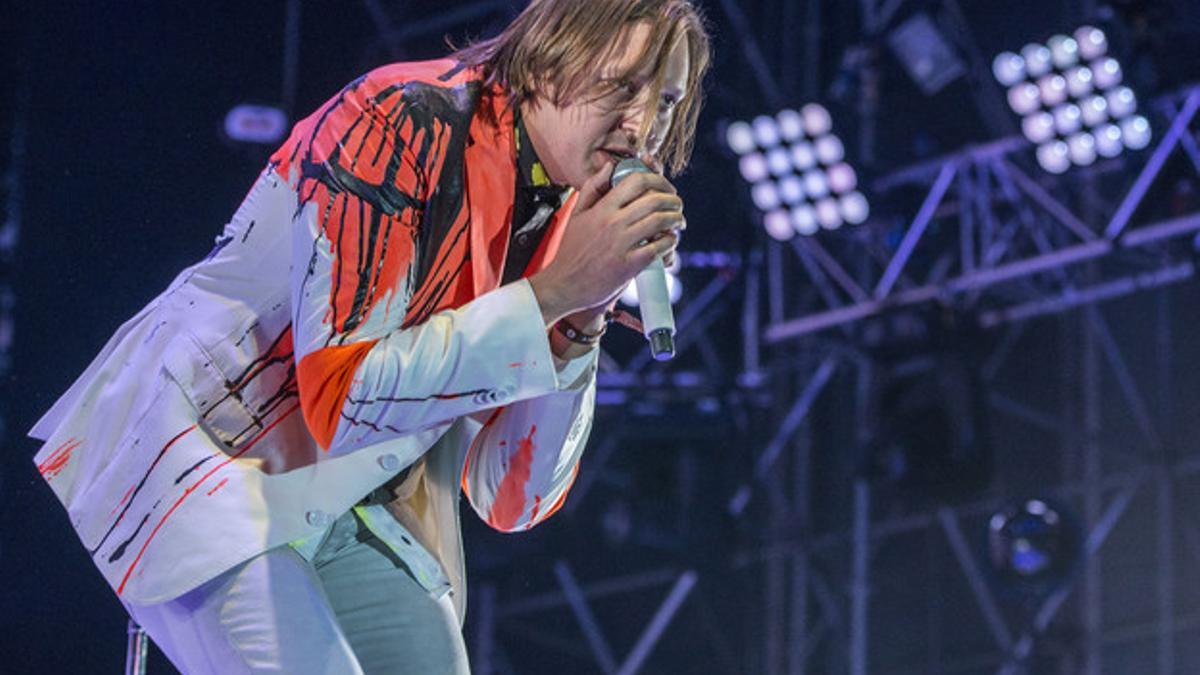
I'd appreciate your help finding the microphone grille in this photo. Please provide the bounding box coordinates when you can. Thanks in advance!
[611,157,652,186]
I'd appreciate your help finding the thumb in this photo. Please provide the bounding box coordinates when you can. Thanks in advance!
[575,161,614,211]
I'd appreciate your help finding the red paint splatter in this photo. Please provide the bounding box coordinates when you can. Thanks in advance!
[38,438,83,480]
[206,478,230,497]
[509,362,524,368]
[488,425,537,531]
[117,404,301,595]
[525,495,544,530]
[110,484,137,517]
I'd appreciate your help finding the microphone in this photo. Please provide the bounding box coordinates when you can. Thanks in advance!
[611,157,676,361]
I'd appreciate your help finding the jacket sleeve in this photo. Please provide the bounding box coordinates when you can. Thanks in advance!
[462,351,597,532]
[282,71,595,466]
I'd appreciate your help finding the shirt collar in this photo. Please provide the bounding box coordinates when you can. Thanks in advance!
[513,107,571,202]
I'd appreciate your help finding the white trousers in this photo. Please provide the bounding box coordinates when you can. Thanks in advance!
[124,510,470,674]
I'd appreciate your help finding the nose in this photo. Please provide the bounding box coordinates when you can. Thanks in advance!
[617,100,653,153]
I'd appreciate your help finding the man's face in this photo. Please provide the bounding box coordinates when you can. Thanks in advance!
[522,22,691,189]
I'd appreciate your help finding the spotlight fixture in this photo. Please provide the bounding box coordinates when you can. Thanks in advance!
[725,105,868,241]
[985,498,1082,600]
[991,26,1150,174]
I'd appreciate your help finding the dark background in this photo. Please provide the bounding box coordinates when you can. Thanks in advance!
[3,1,1200,673]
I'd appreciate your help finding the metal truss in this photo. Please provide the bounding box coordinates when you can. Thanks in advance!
[765,87,1200,344]
[469,565,700,675]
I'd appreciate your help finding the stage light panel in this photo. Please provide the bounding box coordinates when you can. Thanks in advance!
[725,103,868,237]
[993,26,1150,172]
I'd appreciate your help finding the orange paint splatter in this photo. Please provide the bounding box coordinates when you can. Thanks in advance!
[488,425,537,532]
[38,438,82,480]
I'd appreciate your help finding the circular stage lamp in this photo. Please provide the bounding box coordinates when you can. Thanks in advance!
[1120,115,1152,150]
[1021,43,1053,77]
[1047,34,1079,69]
[778,175,805,206]
[1008,82,1042,116]
[1036,140,1071,174]
[725,121,756,155]
[751,182,782,211]
[1105,86,1136,119]
[1094,123,1124,157]
[1022,111,1056,144]
[827,163,858,194]
[1092,57,1122,89]
[815,198,842,230]
[752,115,781,148]
[800,103,832,136]
[1064,65,1094,98]
[992,51,1026,86]
[739,153,769,183]
[776,109,803,142]
[791,205,819,236]
[763,209,795,241]
[767,147,792,176]
[1074,26,1108,60]
[1067,132,1097,166]
[840,192,870,225]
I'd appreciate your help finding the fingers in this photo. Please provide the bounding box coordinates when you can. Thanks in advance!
[627,231,679,269]
[625,210,685,251]
[611,191,683,232]
[576,162,615,211]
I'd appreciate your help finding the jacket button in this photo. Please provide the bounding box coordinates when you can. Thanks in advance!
[306,510,330,527]
[378,454,400,472]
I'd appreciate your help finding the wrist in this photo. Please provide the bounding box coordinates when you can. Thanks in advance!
[528,272,574,328]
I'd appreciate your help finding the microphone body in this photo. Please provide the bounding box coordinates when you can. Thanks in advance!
[611,158,676,361]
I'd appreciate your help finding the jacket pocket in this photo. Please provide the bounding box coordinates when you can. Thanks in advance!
[161,294,297,451]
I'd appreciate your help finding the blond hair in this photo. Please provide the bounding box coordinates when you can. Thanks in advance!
[453,0,711,175]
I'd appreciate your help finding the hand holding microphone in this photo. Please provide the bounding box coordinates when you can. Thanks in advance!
[528,156,684,360]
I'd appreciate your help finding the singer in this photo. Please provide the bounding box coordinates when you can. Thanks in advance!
[29,0,710,672]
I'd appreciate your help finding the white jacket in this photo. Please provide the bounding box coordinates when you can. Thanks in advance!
[30,60,596,620]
